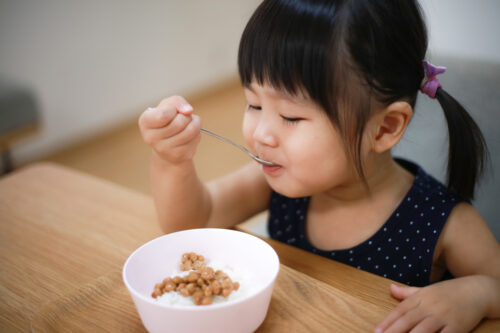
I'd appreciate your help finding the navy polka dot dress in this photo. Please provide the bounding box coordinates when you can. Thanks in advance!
[268,159,464,286]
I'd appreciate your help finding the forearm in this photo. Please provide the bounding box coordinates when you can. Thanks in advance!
[151,151,211,233]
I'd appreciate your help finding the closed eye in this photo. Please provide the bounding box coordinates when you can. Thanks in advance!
[247,104,262,110]
[281,116,302,124]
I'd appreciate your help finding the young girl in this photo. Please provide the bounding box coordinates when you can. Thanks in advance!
[139,0,500,332]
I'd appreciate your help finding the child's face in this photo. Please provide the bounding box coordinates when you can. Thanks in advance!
[242,82,354,198]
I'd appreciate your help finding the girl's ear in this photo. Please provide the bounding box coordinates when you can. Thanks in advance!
[371,101,413,153]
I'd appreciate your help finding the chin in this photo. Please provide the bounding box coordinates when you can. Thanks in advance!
[267,181,311,199]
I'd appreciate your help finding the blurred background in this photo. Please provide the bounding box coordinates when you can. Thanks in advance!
[1,0,499,239]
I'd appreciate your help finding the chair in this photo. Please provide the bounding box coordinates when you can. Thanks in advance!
[0,80,39,174]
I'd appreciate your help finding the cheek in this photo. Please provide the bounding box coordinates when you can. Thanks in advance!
[286,127,342,162]
[285,128,349,180]
[242,112,256,147]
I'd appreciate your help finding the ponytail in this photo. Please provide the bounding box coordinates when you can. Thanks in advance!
[435,87,488,201]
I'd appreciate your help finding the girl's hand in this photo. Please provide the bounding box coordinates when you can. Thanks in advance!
[138,96,201,165]
[375,276,487,333]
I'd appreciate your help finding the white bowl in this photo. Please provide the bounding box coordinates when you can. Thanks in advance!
[123,228,280,333]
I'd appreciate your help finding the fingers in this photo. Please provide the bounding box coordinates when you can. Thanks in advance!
[143,112,193,145]
[148,113,201,164]
[139,95,193,130]
[379,307,424,333]
[156,114,201,151]
[157,95,193,116]
[375,291,420,333]
[154,115,201,161]
[409,316,444,333]
[378,310,444,333]
[138,95,201,164]
[139,106,175,130]
[390,284,420,300]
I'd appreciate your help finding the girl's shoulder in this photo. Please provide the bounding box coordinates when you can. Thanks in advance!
[399,157,500,278]
[438,201,500,277]
[392,159,500,280]
[394,158,464,215]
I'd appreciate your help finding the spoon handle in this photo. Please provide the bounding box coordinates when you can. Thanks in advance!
[200,128,276,166]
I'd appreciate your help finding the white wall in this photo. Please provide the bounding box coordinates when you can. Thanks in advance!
[1,0,499,164]
[0,0,261,163]
[420,0,500,62]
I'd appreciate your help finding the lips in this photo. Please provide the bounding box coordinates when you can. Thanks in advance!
[255,151,282,174]
[261,163,282,175]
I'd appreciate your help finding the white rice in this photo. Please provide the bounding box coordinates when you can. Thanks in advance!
[155,260,256,307]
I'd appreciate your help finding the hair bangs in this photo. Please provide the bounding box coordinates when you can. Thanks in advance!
[238,0,340,102]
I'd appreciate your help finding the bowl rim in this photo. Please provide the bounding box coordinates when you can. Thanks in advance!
[122,228,280,311]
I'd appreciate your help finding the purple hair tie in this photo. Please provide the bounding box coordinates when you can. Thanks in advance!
[420,60,446,99]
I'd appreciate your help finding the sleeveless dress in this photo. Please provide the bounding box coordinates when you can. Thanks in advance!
[267,159,464,286]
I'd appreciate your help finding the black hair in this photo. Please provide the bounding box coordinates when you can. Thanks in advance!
[238,0,487,200]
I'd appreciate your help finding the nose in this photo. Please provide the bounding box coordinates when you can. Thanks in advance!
[253,115,278,148]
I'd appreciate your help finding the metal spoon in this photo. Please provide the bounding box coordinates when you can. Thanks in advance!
[200,128,277,166]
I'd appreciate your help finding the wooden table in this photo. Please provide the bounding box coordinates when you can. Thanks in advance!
[1,163,498,332]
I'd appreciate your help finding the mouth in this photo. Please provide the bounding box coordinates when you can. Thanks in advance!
[253,149,278,166]
[255,153,279,166]
[261,163,282,175]
[257,157,279,166]
[253,148,281,169]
